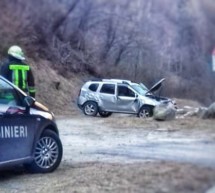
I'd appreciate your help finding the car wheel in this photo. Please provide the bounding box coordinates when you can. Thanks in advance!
[99,110,112,118]
[25,129,63,173]
[138,106,153,118]
[83,101,98,116]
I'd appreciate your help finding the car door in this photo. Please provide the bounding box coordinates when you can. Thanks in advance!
[98,83,117,111]
[0,114,41,162]
[116,85,139,113]
[0,78,39,163]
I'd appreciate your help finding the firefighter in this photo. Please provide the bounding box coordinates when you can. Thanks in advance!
[0,45,36,97]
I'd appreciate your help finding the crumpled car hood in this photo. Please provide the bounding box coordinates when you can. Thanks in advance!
[146,78,165,94]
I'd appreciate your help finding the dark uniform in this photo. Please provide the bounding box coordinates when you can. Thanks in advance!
[0,56,36,97]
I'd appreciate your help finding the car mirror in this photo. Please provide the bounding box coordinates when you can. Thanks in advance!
[24,96,35,107]
[134,94,138,102]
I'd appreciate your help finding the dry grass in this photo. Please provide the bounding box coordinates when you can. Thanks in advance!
[101,116,215,134]
[174,98,203,108]
[0,161,215,193]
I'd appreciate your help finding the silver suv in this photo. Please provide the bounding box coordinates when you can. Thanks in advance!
[77,78,175,118]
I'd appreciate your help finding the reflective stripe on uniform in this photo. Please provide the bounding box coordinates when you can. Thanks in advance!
[29,86,36,93]
[9,64,30,89]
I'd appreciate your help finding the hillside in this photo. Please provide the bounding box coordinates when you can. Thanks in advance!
[0,0,215,113]
[30,60,204,115]
[29,59,86,115]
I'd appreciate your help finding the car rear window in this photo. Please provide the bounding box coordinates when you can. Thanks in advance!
[89,83,99,92]
[100,84,115,94]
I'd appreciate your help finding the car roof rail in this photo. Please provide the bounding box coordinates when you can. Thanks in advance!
[102,79,132,84]
[122,81,130,85]
[90,78,102,82]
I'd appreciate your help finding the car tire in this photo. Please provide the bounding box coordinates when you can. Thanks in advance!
[25,129,63,173]
[138,106,153,118]
[98,110,112,118]
[83,101,98,116]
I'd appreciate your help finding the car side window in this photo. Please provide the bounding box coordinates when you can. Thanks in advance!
[118,85,135,97]
[89,83,99,92]
[100,84,115,95]
[0,79,19,106]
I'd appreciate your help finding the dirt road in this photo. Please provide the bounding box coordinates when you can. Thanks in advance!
[59,116,215,168]
[1,115,215,193]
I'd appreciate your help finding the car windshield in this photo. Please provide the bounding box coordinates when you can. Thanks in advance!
[131,83,148,96]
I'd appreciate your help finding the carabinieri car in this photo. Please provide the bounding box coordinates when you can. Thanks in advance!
[0,76,63,173]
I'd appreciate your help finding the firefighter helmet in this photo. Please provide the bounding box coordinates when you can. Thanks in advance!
[8,45,25,60]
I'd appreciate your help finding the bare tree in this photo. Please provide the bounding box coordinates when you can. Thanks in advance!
[1,0,215,104]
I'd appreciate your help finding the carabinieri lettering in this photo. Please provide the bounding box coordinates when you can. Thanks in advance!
[0,126,28,138]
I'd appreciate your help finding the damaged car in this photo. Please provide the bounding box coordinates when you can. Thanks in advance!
[77,78,175,118]
[0,76,63,173]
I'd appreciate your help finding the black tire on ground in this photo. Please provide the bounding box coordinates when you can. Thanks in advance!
[98,110,112,118]
[25,129,63,173]
[138,106,153,118]
[83,101,98,116]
